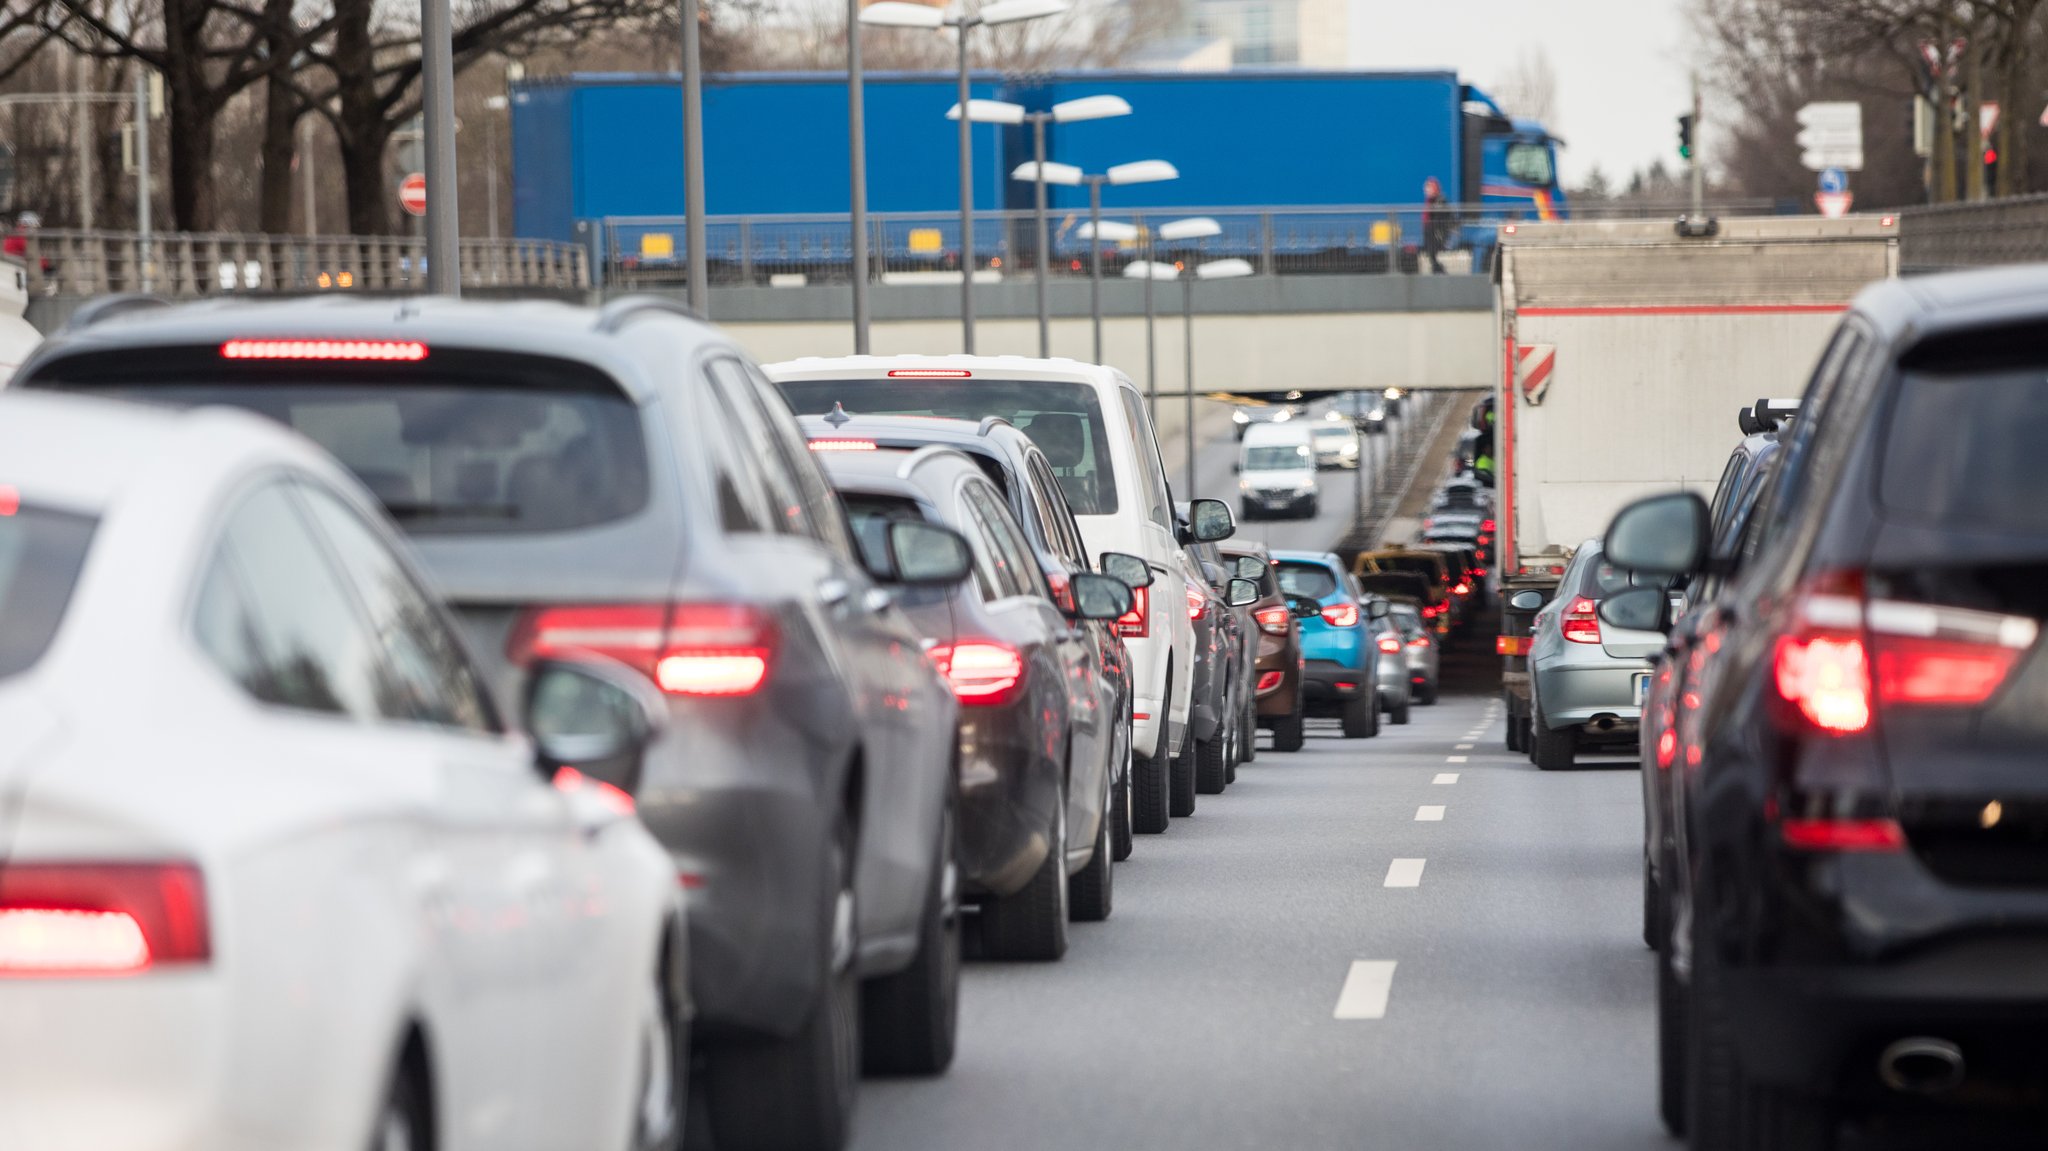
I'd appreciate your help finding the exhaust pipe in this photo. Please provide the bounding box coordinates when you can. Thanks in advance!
[1878,1037,1965,1095]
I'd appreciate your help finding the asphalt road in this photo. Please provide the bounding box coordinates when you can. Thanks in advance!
[851,623,1665,1151]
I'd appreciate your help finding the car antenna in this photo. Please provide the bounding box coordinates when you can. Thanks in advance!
[823,402,854,428]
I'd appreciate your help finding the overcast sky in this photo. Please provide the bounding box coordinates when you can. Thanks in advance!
[1347,0,1694,187]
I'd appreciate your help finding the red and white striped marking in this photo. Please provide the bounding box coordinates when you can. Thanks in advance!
[1516,343,1555,405]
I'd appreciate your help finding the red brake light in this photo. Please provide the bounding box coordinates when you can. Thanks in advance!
[1875,634,2025,706]
[1256,670,1284,692]
[552,766,635,816]
[808,439,878,452]
[1407,636,1431,648]
[1254,605,1291,635]
[1774,634,1871,734]
[1186,584,1208,621]
[1780,818,1905,853]
[1453,581,1471,596]
[1561,597,1601,645]
[0,485,15,516]
[0,863,209,975]
[1115,586,1149,638]
[887,368,972,378]
[1481,519,1496,533]
[508,602,775,697]
[1376,634,1401,654]
[929,641,1025,705]
[1320,602,1360,628]
[220,338,427,361]
[1496,635,1530,655]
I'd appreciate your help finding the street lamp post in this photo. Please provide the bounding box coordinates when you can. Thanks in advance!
[420,0,459,294]
[1003,95,1132,356]
[847,0,870,352]
[1123,215,1219,424]
[1020,159,1175,365]
[863,0,1069,354]
[1176,255,1252,496]
[680,0,708,314]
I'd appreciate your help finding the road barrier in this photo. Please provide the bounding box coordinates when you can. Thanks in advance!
[1898,194,2048,272]
[18,231,590,297]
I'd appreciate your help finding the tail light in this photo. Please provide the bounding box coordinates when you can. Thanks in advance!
[1780,818,1905,852]
[1496,635,1530,656]
[929,641,1026,705]
[1453,581,1471,597]
[1320,602,1360,628]
[1186,584,1208,621]
[1256,670,1284,692]
[1771,573,2037,737]
[1254,605,1292,635]
[220,338,427,361]
[808,439,878,452]
[1561,597,1601,644]
[1422,604,1445,619]
[1408,636,1431,649]
[1376,634,1402,654]
[508,603,776,697]
[1115,586,1149,638]
[0,863,209,975]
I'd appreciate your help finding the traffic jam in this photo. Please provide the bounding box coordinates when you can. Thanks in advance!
[5,212,2048,1151]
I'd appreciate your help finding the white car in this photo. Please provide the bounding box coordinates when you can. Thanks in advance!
[0,394,688,1151]
[765,355,1235,833]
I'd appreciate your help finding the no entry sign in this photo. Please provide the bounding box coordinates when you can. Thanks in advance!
[399,173,427,217]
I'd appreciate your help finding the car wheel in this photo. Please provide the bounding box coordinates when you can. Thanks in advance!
[1390,696,1411,726]
[368,1055,431,1151]
[1240,502,1259,523]
[1341,689,1377,738]
[1657,934,1687,1138]
[1531,720,1577,770]
[980,788,1069,961]
[1505,708,1524,752]
[1239,700,1258,764]
[859,799,959,1076]
[1418,680,1438,706]
[1068,775,1113,923]
[1195,730,1227,795]
[1272,691,1306,752]
[1133,670,1173,834]
[706,815,859,1151]
[1110,724,1135,861]
[1170,737,1200,815]
[1304,497,1320,519]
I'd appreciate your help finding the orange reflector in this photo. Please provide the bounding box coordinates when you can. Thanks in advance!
[1496,636,1531,656]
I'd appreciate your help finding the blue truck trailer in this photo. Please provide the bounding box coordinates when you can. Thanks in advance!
[511,68,1565,277]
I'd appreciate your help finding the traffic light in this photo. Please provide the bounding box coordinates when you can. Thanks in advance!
[1677,114,1696,161]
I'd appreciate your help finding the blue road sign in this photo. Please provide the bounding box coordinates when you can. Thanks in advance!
[1819,167,1848,194]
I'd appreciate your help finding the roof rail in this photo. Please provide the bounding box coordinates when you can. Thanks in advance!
[976,415,1014,437]
[64,293,172,332]
[893,443,966,480]
[593,294,705,335]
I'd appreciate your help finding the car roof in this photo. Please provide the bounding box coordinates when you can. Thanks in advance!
[1242,421,1314,444]
[1271,549,1342,568]
[814,442,985,501]
[1852,266,2048,347]
[763,353,1128,389]
[22,295,730,403]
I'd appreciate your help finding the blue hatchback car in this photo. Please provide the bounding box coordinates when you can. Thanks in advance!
[1272,550,1384,739]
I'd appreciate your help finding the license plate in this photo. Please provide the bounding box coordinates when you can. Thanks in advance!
[1633,672,1651,706]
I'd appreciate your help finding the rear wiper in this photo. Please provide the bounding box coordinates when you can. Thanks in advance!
[382,502,521,521]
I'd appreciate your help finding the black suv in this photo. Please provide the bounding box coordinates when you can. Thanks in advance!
[1602,268,2048,1147]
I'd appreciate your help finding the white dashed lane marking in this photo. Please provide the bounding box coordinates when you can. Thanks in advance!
[1384,858,1426,888]
[1433,772,1459,785]
[1415,805,1446,822]
[1446,756,1468,764]
[1334,960,1399,1020]
[1455,743,1474,750]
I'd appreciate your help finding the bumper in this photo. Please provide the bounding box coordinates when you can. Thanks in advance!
[1254,656,1301,718]
[955,707,1061,898]
[1531,657,1647,728]
[1242,491,1314,516]
[1300,659,1369,705]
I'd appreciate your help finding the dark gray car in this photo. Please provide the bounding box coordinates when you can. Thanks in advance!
[14,296,968,1151]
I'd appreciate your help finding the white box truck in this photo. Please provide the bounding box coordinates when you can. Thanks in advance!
[1490,216,1900,746]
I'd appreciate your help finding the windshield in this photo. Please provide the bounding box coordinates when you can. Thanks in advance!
[0,502,96,680]
[1505,141,1555,186]
[779,377,1118,515]
[1275,561,1340,600]
[1244,444,1310,471]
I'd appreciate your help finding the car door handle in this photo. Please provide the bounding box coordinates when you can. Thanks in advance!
[818,578,853,607]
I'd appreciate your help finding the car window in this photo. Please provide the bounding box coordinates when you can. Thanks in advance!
[1117,389,1174,528]
[1246,444,1311,470]
[1765,324,1864,532]
[696,373,773,534]
[1881,366,2048,534]
[1025,455,1085,567]
[1275,561,1339,600]
[1505,141,1555,186]
[744,362,856,561]
[953,488,1011,602]
[1705,451,1747,536]
[198,483,383,719]
[1573,552,1634,600]
[0,502,96,681]
[708,359,814,540]
[966,481,1044,599]
[777,375,1122,516]
[295,483,496,733]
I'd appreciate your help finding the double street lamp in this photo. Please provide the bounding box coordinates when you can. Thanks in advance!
[1019,159,1177,364]
[861,0,1069,354]
[1126,240,1253,495]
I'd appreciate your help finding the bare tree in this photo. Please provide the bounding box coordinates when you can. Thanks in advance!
[1493,47,1559,127]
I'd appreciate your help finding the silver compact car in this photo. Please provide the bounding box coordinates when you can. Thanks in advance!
[1525,539,1664,769]
[1368,602,1412,725]
[1387,601,1439,704]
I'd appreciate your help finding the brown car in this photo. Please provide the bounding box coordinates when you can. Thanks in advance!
[1219,540,1310,752]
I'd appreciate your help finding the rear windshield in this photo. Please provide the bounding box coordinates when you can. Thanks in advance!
[1390,605,1425,634]
[27,349,650,536]
[1275,561,1339,600]
[1573,552,1635,599]
[778,378,1118,515]
[0,503,96,680]
[1371,555,1444,583]
[1882,369,2048,534]
[1245,444,1310,471]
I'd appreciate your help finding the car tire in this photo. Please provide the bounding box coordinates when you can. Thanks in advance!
[368,1053,432,1151]
[1110,726,1135,861]
[1239,701,1258,764]
[1418,681,1438,706]
[1341,689,1377,738]
[1068,777,1113,923]
[706,815,859,1151]
[1505,708,1524,752]
[1273,692,1306,752]
[1170,737,1199,816]
[1531,720,1577,771]
[1133,746,1171,835]
[1390,696,1411,726]
[1304,497,1321,519]
[1195,733,1227,795]
[1240,502,1260,523]
[859,800,959,1076]
[980,792,1069,961]
[1687,905,1741,1151]
[1657,935,1688,1139]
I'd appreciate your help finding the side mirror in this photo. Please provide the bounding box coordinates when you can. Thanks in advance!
[523,656,667,803]
[1604,491,1709,576]
[1232,555,1265,581]
[1366,598,1391,620]
[1069,572,1135,621]
[884,520,974,586]
[1225,577,1260,607]
[1188,497,1236,542]
[1099,551,1153,589]
[1288,594,1322,619]
[1508,589,1546,612]
[1598,586,1671,634]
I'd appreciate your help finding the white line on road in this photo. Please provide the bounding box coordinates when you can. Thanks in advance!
[1455,743,1474,750]
[1416,805,1446,821]
[1446,756,1468,763]
[1334,960,1399,1020]
[1384,858,1426,887]
[1433,772,1459,784]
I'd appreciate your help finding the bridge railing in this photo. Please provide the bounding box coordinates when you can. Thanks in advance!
[596,200,1792,289]
[1897,194,2048,272]
[20,230,590,296]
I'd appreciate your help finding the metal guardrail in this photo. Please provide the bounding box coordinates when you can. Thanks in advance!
[21,230,590,296]
[1897,194,2048,272]
[597,201,1793,289]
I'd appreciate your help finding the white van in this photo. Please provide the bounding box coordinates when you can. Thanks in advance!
[1238,422,1319,520]
[764,354,1231,836]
